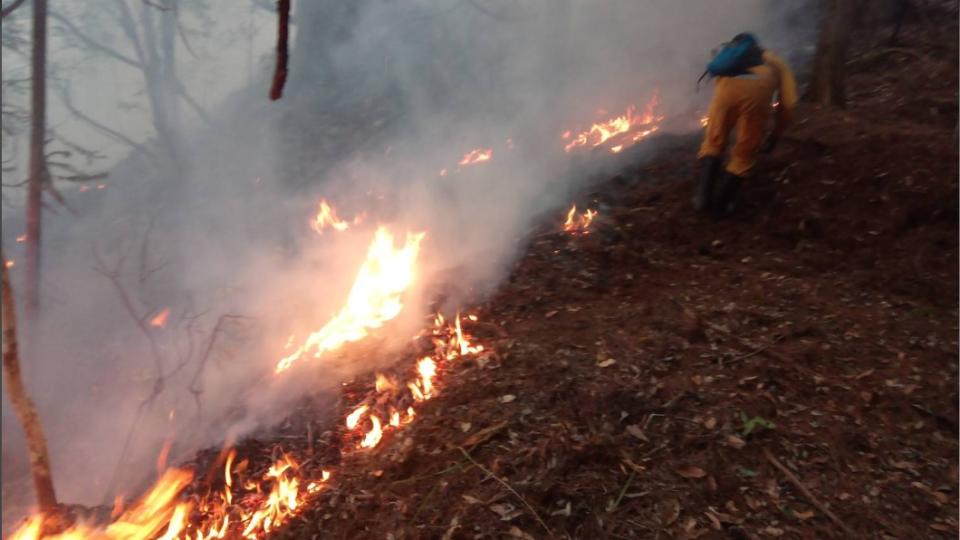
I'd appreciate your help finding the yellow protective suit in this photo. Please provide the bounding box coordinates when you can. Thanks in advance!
[697,50,797,177]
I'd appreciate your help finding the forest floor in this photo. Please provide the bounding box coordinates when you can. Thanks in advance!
[6,9,958,540]
[265,13,959,540]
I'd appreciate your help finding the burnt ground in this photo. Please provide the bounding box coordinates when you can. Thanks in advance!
[6,10,956,540]
[267,13,960,540]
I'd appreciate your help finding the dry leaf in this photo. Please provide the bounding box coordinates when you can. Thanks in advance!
[508,526,536,540]
[489,503,522,521]
[551,501,572,517]
[675,465,707,479]
[794,509,815,520]
[704,511,722,530]
[703,417,717,429]
[462,420,508,450]
[626,424,648,441]
[726,435,746,449]
[499,394,516,403]
[660,498,680,526]
[545,310,559,318]
[460,422,472,433]
[462,495,483,505]
[597,358,617,368]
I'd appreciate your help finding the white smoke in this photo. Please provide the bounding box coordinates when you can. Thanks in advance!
[1,0,816,511]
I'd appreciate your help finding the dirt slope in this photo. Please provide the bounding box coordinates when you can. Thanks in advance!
[166,12,960,540]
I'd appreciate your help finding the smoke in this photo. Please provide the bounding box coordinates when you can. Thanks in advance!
[1,0,816,510]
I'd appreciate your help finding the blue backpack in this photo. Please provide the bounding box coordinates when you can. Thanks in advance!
[697,33,764,87]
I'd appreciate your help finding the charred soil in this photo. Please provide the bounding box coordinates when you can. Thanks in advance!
[263,15,960,540]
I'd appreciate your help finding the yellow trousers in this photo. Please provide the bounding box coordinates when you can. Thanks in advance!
[697,66,779,177]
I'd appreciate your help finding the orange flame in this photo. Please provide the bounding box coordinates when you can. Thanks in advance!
[15,234,27,243]
[416,357,437,398]
[346,404,369,430]
[360,415,383,449]
[276,227,426,373]
[563,205,597,235]
[310,200,358,234]
[150,307,171,328]
[375,373,396,393]
[563,92,663,153]
[458,148,493,166]
[4,259,14,269]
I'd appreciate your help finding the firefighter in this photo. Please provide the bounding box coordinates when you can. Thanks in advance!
[693,33,797,218]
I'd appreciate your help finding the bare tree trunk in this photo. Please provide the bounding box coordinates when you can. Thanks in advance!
[2,249,58,514]
[25,0,47,318]
[806,0,857,107]
[269,0,290,100]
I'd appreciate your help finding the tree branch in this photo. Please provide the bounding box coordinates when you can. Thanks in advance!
[0,0,27,19]
[56,85,159,161]
[49,11,141,68]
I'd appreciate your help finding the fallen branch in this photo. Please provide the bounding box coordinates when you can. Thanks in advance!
[1,248,58,514]
[763,448,858,538]
[268,0,290,101]
[458,446,555,539]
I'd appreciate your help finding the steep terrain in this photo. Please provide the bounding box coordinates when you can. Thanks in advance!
[275,11,959,540]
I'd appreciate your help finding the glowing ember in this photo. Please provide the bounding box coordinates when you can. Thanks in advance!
[4,259,13,269]
[311,199,364,234]
[276,227,426,373]
[564,205,598,235]
[563,93,663,154]
[97,184,107,190]
[458,148,493,166]
[150,307,171,328]
[700,115,709,127]
[15,234,27,243]
[390,410,401,427]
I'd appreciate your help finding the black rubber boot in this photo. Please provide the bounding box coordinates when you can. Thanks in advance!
[711,171,743,219]
[692,156,721,213]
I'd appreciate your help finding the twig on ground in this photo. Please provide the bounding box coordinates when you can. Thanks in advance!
[763,448,859,538]
[458,446,555,539]
[609,470,636,512]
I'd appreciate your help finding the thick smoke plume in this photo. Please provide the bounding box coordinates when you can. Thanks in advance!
[1,0,815,510]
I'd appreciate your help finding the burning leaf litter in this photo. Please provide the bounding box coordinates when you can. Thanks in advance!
[563,205,598,235]
[562,93,664,154]
[457,148,493,166]
[309,199,365,234]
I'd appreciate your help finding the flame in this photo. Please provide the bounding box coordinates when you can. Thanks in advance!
[4,259,14,269]
[346,404,369,430]
[16,234,27,243]
[311,199,356,234]
[150,307,171,328]
[7,247,497,540]
[458,148,493,166]
[375,373,396,393]
[563,92,663,153]
[276,227,426,373]
[453,314,484,357]
[563,205,597,235]
[417,357,437,398]
[700,115,709,127]
[360,415,383,449]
